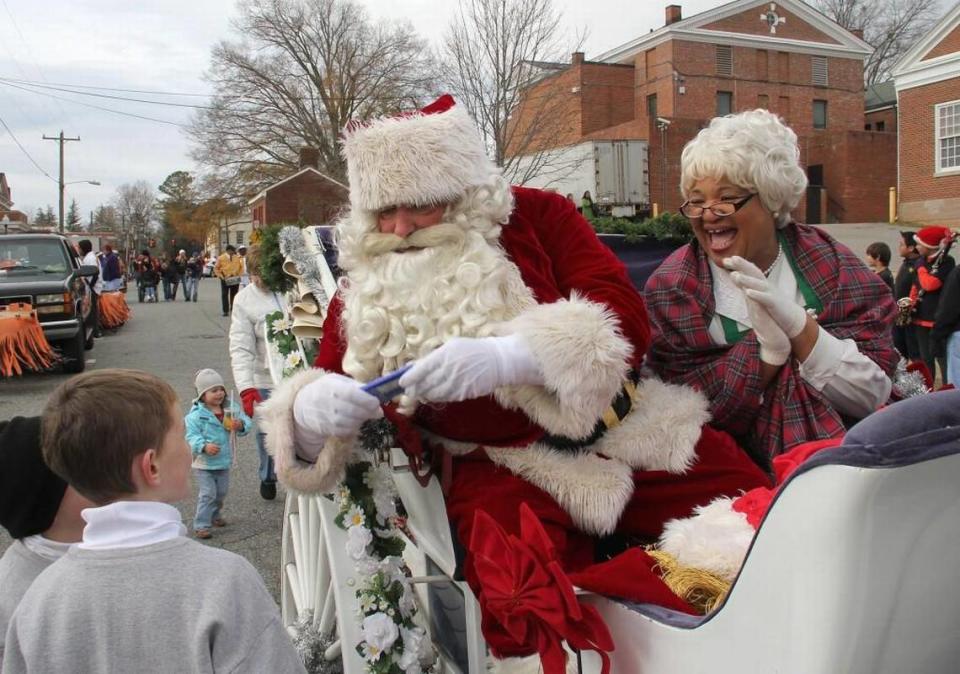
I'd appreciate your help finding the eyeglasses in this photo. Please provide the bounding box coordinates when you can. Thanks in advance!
[680,193,756,219]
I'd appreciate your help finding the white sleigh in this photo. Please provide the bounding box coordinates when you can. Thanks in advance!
[270,246,960,673]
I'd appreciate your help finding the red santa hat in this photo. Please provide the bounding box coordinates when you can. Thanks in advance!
[341,94,501,213]
[913,226,953,250]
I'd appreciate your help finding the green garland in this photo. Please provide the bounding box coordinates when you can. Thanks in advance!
[258,224,296,293]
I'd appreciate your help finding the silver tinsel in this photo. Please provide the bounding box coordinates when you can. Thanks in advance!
[291,611,343,674]
[279,225,330,308]
[892,358,931,399]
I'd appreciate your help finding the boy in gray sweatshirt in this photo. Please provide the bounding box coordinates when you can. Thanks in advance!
[2,369,306,674]
[0,417,93,664]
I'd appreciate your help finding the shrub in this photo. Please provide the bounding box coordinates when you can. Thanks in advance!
[587,212,693,244]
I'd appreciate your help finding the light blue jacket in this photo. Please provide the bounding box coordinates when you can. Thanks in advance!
[185,400,251,471]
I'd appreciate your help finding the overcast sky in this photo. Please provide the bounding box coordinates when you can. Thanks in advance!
[0,0,949,220]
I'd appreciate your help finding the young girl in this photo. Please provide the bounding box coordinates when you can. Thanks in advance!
[185,369,251,539]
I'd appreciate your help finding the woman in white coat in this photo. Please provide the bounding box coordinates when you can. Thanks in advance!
[229,246,286,500]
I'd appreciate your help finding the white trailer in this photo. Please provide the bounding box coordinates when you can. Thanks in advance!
[515,139,650,217]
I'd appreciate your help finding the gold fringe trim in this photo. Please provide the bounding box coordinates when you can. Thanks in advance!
[99,292,130,329]
[0,305,59,376]
[647,548,732,615]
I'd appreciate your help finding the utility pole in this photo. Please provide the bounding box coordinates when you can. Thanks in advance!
[42,131,81,233]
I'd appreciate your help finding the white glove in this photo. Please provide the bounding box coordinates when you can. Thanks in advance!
[744,295,791,365]
[725,256,808,338]
[399,334,543,403]
[293,373,383,444]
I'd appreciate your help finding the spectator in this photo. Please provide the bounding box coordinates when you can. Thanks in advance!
[865,241,894,292]
[229,246,284,500]
[2,370,304,673]
[214,245,243,316]
[908,226,956,384]
[77,240,103,338]
[893,231,921,361]
[0,417,94,661]
[160,255,181,301]
[185,369,250,539]
[581,190,595,218]
[99,244,123,292]
[183,252,203,302]
[238,245,250,288]
[932,263,960,387]
[173,250,189,301]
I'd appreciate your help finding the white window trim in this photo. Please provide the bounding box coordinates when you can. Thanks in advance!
[935,98,960,177]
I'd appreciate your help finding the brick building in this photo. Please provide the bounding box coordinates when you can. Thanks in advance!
[508,0,896,223]
[0,173,30,232]
[892,1,960,227]
[247,148,349,230]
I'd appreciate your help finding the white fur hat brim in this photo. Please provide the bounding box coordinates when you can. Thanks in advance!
[342,95,501,212]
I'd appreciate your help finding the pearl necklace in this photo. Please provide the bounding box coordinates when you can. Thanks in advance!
[763,244,784,276]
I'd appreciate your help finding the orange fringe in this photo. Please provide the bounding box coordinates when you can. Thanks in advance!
[0,303,59,376]
[99,291,130,329]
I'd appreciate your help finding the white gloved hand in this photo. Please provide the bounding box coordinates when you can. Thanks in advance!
[744,294,791,366]
[399,334,543,403]
[724,256,809,338]
[293,373,383,444]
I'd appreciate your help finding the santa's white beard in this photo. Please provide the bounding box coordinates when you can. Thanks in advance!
[338,208,534,414]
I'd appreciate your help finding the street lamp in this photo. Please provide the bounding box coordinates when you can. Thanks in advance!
[59,180,101,233]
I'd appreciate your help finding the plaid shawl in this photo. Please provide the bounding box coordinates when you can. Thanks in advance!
[644,223,898,461]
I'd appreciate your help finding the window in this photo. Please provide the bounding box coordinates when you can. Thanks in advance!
[936,100,960,174]
[757,50,769,81]
[758,94,769,109]
[778,52,790,82]
[717,91,733,117]
[865,123,872,131]
[779,95,791,122]
[716,45,732,76]
[813,99,828,129]
[812,56,828,86]
[647,93,658,118]
[876,121,885,131]
[235,230,244,245]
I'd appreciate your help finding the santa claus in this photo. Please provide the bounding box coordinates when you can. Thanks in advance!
[262,95,770,669]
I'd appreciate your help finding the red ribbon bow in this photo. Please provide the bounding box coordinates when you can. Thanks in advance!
[468,503,614,673]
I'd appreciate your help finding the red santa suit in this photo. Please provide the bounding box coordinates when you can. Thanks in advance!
[262,96,770,664]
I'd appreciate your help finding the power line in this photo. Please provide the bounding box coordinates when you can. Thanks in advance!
[0,0,68,120]
[0,114,57,183]
[0,80,187,127]
[0,77,215,109]
[0,76,211,97]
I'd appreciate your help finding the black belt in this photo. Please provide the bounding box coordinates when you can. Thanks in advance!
[540,370,640,452]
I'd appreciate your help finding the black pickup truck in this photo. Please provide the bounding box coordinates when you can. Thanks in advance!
[0,233,99,373]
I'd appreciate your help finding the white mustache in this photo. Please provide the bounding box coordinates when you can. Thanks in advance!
[361,222,465,257]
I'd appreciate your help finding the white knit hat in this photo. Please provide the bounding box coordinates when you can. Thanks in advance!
[194,368,225,402]
[341,94,501,213]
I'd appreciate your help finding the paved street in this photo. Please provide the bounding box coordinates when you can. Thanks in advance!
[0,277,285,600]
[0,221,906,604]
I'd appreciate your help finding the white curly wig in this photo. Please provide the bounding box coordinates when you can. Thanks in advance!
[680,109,808,227]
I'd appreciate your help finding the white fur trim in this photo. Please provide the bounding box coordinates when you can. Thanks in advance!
[259,368,355,495]
[494,294,632,440]
[594,378,710,474]
[485,445,633,537]
[657,496,756,582]
[342,104,500,212]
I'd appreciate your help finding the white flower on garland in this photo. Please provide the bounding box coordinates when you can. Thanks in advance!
[364,465,399,524]
[361,612,399,656]
[345,504,366,528]
[380,556,406,587]
[284,351,303,369]
[396,625,429,673]
[272,317,292,333]
[398,583,417,620]
[345,524,373,561]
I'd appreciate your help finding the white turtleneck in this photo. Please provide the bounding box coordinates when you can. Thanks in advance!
[78,501,186,550]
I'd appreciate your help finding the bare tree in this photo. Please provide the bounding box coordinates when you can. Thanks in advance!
[188,0,438,200]
[113,181,157,254]
[440,0,584,185]
[811,0,943,84]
